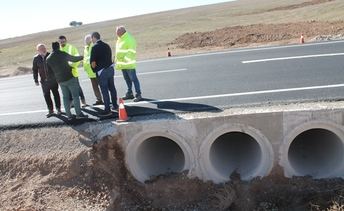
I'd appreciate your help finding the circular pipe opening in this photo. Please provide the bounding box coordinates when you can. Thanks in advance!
[210,132,262,179]
[136,136,185,178]
[288,128,344,177]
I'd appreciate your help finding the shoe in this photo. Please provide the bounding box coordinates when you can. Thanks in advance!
[76,113,88,120]
[133,95,143,102]
[98,111,113,117]
[57,109,62,115]
[81,99,87,108]
[67,115,74,121]
[93,101,104,106]
[122,94,134,100]
[111,105,119,112]
[46,110,54,118]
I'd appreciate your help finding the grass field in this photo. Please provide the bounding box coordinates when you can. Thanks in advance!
[1,0,344,77]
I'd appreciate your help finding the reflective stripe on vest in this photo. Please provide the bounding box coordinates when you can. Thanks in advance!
[116,49,136,54]
[116,60,136,65]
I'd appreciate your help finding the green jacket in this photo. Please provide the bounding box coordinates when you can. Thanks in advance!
[60,43,80,77]
[46,50,83,83]
[83,44,96,78]
[115,32,137,70]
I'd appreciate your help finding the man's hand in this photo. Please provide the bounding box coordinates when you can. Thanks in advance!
[91,61,97,69]
[35,82,39,86]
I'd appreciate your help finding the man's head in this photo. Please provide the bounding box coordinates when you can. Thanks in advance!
[36,44,47,56]
[84,34,92,46]
[91,32,101,44]
[58,35,67,47]
[52,42,60,52]
[116,26,126,38]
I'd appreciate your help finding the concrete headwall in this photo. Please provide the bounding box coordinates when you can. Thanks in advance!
[113,103,344,183]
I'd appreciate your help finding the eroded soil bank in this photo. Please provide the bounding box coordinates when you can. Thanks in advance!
[1,125,343,210]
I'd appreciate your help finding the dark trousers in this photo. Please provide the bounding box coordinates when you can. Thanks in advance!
[90,78,102,102]
[97,66,118,112]
[41,80,61,112]
[122,69,142,96]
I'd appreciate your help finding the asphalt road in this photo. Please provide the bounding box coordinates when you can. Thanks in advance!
[1,40,344,127]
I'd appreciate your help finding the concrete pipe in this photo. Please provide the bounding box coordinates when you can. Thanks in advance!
[282,122,344,178]
[126,130,193,182]
[201,124,274,183]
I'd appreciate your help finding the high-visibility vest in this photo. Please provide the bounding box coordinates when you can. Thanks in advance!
[115,32,137,70]
[83,44,96,78]
[60,43,80,77]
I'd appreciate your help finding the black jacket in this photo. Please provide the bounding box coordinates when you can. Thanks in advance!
[46,50,83,83]
[32,52,55,83]
[90,40,113,73]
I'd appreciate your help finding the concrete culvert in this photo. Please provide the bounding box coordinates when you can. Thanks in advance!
[288,128,344,178]
[136,136,185,179]
[210,132,262,180]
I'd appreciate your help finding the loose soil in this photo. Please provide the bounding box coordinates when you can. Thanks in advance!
[1,125,344,210]
[170,21,344,49]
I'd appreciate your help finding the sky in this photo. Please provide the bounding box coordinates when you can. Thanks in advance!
[0,0,233,40]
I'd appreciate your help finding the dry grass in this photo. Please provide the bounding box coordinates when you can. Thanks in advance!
[0,0,344,76]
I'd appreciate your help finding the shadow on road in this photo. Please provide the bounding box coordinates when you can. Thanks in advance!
[51,113,98,126]
[0,99,222,131]
[140,98,222,113]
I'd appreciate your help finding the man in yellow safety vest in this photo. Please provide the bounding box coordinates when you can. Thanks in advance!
[115,26,142,102]
[58,35,87,107]
[83,34,103,105]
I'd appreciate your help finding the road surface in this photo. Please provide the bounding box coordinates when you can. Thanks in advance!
[1,40,344,127]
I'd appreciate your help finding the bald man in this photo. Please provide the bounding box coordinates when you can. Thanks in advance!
[32,44,61,117]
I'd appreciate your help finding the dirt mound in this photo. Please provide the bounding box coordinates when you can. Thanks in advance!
[1,125,344,210]
[170,21,344,49]
[0,126,109,210]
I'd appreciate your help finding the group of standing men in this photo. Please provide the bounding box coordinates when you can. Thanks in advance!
[32,26,142,120]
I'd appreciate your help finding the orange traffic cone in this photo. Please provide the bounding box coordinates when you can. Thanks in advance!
[300,34,305,44]
[167,48,172,57]
[118,98,128,122]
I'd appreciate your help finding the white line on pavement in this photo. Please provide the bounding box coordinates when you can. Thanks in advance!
[81,68,188,82]
[136,68,188,76]
[2,83,344,117]
[242,53,344,64]
[0,109,48,116]
[138,40,344,63]
[128,83,344,105]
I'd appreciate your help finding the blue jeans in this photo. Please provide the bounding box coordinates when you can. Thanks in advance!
[97,66,118,112]
[59,77,81,117]
[69,77,85,101]
[122,69,141,96]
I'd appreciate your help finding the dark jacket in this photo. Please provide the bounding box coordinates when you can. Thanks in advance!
[32,52,55,83]
[46,50,83,83]
[90,40,113,73]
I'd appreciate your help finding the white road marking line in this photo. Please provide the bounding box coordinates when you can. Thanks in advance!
[127,83,344,106]
[81,68,188,82]
[138,40,344,63]
[0,109,48,116]
[1,83,344,117]
[242,53,344,64]
[0,74,31,82]
[136,68,188,76]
